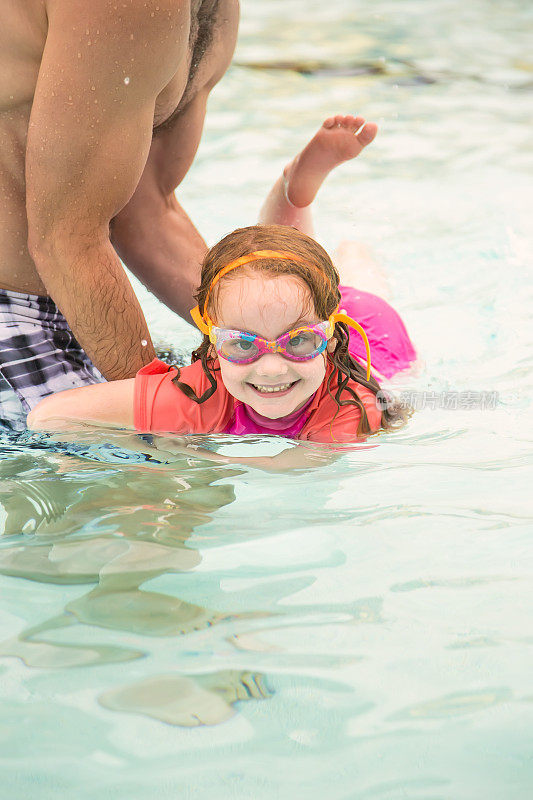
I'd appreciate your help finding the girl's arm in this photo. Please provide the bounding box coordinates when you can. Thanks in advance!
[27,380,136,431]
[27,382,337,473]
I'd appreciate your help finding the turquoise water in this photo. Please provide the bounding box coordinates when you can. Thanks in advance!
[1,1,532,797]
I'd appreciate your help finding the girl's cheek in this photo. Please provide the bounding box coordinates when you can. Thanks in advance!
[306,356,327,381]
[219,361,247,389]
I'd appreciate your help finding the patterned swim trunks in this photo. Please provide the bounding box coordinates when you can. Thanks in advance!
[0,289,104,431]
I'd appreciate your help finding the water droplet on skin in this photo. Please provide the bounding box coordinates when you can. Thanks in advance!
[124,76,130,85]
[141,339,148,347]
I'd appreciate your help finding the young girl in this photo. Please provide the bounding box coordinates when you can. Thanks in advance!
[28,115,416,444]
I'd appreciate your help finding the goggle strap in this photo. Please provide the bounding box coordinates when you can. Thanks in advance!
[331,312,372,381]
[190,305,210,334]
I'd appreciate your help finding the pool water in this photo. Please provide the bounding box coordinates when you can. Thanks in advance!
[1,1,532,797]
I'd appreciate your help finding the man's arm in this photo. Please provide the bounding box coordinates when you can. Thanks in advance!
[26,0,190,380]
[109,0,240,318]
[110,91,211,319]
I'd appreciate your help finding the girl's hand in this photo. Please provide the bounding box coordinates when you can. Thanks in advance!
[254,444,335,471]
[153,438,336,472]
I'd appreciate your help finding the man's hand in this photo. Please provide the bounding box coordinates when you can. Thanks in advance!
[26,0,190,379]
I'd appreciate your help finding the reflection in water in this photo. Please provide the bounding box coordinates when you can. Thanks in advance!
[235,57,438,84]
[234,57,533,90]
[99,671,271,727]
[0,615,143,668]
[0,446,271,725]
[389,687,514,720]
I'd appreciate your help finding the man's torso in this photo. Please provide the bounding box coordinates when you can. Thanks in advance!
[0,0,238,295]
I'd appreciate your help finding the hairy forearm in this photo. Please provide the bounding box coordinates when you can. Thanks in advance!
[31,236,155,381]
[111,195,208,320]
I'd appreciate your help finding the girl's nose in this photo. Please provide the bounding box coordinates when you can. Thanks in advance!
[254,352,290,377]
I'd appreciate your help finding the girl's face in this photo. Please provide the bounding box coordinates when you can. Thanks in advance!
[213,272,333,419]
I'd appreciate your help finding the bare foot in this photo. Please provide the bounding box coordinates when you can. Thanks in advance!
[284,115,378,208]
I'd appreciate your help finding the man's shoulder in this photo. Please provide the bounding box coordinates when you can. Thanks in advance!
[44,0,191,102]
[47,0,189,12]
[46,0,190,35]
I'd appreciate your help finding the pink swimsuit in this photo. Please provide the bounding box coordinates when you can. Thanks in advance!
[339,285,417,379]
[227,396,314,437]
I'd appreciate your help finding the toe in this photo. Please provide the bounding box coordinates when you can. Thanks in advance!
[356,121,378,146]
[344,115,365,133]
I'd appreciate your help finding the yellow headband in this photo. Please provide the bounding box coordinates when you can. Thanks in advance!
[191,250,326,332]
[190,249,372,380]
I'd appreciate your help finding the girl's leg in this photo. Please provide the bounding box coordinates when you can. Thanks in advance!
[334,240,392,300]
[258,173,315,236]
[259,114,378,237]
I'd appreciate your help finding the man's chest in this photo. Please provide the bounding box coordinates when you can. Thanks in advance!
[0,0,47,110]
[152,0,238,133]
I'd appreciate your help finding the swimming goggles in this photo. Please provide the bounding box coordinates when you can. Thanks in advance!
[190,250,372,379]
[209,321,333,364]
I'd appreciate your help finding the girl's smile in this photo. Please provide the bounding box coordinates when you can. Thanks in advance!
[248,380,299,396]
[214,273,333,419]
